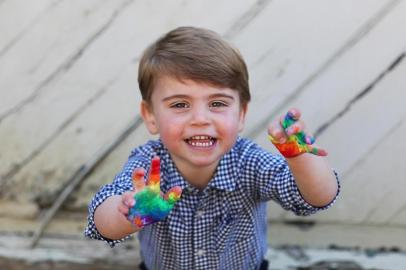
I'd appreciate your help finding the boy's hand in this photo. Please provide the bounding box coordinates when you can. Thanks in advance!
[268,108,327,158]
[123,156,182,228]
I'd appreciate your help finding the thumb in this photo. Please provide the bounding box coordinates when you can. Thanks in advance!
[122,191,136,208]
[306,145,328,156]
[164,186,182,204]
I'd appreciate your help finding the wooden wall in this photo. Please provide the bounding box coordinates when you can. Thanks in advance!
[1,0,405,239]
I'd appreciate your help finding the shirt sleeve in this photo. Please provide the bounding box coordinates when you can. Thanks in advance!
[252,148,340,216]
[84,149,150,247]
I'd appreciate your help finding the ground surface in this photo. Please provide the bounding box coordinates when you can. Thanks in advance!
[1,224,406,270]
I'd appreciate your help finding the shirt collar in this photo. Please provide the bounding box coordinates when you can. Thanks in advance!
[158,146,189,193]
[207,148,238,192]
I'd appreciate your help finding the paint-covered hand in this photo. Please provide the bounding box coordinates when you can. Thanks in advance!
[127,156,182,228]
[268,109,328,158]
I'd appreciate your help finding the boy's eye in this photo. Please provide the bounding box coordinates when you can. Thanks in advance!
[170,102,189,108]
[210,101,227,107]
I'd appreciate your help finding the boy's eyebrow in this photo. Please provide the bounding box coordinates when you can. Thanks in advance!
[162,93,235,102]
[161,94,190,102]
[208,93,235,100]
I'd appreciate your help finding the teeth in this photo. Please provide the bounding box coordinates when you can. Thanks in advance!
[189,141,214,147]
[186,136,216,147]
[190,135,211,140]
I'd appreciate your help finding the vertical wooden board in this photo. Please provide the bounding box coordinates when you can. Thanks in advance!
[251,0,406,161]
[300,56,406,224]
[0,0,54,53]
[2,0,259,202]
[231,0,396,137]
[0,0,130,117]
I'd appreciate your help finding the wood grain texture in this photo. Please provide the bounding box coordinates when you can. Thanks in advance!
[0,0,259,204]
[0,0,405,233]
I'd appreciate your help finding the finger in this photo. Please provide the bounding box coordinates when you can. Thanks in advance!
[268,121,287,144]
[306,145,328,156]
[285,121,305,136]
[146,156,161,188]
[118,203,129,215]
[164,186,182,203]
[286,108,301,121]
[122,192,136,207]
[304,134,315,145]
[282,109,301,129]
[132,168,146,191]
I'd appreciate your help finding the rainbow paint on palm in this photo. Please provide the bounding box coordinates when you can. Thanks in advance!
[127,156,182,228]
[269,111,327,158]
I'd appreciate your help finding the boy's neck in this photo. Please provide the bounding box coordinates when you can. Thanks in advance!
[173,160,219,190]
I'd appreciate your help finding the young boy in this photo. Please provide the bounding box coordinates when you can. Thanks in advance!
[85,26,339,270]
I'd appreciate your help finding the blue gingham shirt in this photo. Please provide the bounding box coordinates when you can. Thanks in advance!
[85,137,339,270]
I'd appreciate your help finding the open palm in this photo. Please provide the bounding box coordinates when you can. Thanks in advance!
[127,156,182,228]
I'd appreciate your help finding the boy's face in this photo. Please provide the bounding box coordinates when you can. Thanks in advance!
[141,76,247,172]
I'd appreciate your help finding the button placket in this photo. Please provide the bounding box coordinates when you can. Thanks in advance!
[196,249,206,257]
[193,194,209,268]
[195,210,204,218]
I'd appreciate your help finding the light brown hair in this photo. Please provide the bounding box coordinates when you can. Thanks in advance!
[138,26,250,106]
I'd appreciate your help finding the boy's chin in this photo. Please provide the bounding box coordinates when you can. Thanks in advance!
[176,152,223,169]
[185,155,220,167]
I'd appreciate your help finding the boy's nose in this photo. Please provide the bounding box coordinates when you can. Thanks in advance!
[190,108,210,125]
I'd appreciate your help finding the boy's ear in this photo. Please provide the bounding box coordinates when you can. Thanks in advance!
[140,101,159,134]
[238,104,248,132]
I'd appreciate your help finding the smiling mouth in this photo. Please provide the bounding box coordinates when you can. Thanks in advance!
[185,135,217,147]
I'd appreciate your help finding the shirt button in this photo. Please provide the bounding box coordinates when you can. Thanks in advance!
[196,249,206,256]
[195,210,204,218]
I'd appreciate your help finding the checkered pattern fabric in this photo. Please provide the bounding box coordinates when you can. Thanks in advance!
[85,137,339,270]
